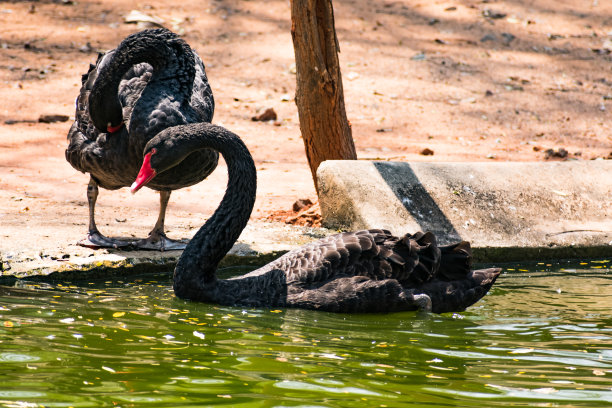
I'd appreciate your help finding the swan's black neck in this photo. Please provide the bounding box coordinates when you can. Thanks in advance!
[89,28,195,132]
[162,123,257,302]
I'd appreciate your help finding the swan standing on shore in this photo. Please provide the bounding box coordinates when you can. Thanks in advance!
[66,28,217,250]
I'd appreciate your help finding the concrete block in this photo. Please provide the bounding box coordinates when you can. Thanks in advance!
[317,160,612,261]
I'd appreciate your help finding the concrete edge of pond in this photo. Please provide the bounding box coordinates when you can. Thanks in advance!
[317,160,612,258]
[3,157,612,283]
[0,221,331,283]
[2,225,610,284]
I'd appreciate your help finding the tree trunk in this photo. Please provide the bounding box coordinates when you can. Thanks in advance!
[290,0,357,194]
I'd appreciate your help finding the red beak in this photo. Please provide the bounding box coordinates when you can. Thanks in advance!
[130,150,157,194]
[107,122,124,133]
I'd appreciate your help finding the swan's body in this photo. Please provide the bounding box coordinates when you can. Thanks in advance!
[66,28,217,250]
[131,123,500,313]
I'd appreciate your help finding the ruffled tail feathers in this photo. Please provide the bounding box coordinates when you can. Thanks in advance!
[396,232,474,283]
[419,267,501,313]
[438,240,473,281]
[394,231,501,312]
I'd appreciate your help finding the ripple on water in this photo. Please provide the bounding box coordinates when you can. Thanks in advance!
[429,384,612,404]
[0,262,610,407]
[0,352,40,363]
[274,380,385,397]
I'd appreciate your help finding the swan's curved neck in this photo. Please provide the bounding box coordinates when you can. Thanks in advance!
[168,123,257,302]
[89,28,195,131]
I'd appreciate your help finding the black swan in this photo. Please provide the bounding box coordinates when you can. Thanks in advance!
[131,122,501,313]
[66,28,218,250]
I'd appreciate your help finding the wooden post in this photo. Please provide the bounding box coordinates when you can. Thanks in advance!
[290,0,357,194]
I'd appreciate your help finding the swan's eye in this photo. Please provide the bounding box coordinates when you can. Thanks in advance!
[151,148,157,155]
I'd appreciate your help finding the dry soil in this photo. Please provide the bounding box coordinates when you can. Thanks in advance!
[1,0,611,254]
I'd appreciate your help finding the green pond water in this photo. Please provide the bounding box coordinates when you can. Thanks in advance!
[0,260,611,407]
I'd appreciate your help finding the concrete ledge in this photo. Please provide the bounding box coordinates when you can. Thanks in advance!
[2,160,610,281]
[0,221,330,283]
[317,160,612,262]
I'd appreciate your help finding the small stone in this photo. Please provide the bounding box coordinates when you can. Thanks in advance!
[481,34,497,43]
[501,33,516,45]
[547,33,565,41]
[420,148,434,156]
[79,42,93,53]
[293,198,313,212]
[38,114,69,123]
[482,9,506,19]
[251,108,277,122]
[544,148,569,160]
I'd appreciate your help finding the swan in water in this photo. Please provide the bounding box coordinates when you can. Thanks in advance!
[66,28,217,250]
[130,122,500,313]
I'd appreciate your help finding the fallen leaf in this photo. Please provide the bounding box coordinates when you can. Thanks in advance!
[124,10,164,27]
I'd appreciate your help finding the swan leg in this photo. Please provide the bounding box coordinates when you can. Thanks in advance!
[78,177,132,249]
[132,190,187,251]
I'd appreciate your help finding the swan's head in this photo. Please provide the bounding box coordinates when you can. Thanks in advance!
[89,50,125,134]
[89,93,124,134]
[131,133,187,193]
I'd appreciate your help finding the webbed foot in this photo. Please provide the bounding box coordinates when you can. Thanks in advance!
[132,233,187,251]
[78,231,133,249]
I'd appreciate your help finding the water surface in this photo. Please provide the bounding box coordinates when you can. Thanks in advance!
[0,260,610,407]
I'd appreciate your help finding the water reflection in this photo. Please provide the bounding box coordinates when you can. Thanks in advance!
[0,259,610,407]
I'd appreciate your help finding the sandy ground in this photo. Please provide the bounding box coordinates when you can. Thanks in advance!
[1,0,611,256]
